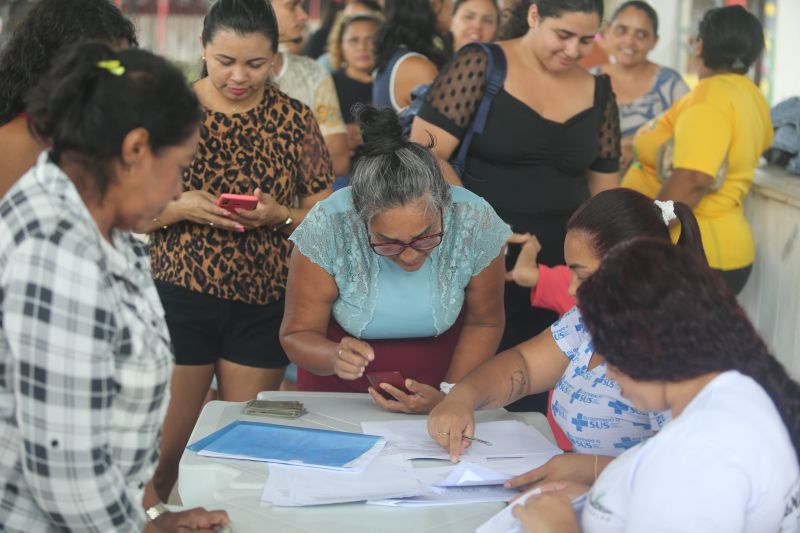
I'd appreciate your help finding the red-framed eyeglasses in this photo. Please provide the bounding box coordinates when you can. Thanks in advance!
[366,209,445,257]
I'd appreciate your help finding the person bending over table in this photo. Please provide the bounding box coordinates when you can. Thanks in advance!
[511,239,800,532]
[428,188,706,487]
[281,104,510,414]
[0,42,228,532]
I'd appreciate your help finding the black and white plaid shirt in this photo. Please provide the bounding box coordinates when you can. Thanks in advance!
[0,153,173,532]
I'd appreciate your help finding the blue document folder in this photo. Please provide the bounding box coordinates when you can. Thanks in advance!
[187,421,386,470]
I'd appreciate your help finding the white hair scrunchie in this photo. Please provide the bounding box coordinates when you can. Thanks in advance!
[654,200,677,226]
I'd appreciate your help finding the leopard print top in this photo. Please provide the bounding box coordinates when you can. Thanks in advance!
[150,84,334,304]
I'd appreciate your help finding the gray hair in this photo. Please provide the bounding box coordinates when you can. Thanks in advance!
[350,144,451,224]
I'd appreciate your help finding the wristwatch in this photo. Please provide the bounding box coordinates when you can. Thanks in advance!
[146,502,168,521]
[272,206,293,231]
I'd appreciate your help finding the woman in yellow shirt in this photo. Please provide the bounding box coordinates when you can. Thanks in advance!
[622,5,771,293]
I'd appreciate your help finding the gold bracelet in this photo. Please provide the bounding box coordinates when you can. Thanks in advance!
[593,454,599,482]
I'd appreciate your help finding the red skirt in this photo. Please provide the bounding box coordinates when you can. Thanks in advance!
[297,315,464,393]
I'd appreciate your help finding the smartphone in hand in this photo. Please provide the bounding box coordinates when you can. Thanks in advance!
[366,371,411,400]
[216,193,258,210]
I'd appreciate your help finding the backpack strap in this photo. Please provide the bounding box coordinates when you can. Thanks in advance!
[451,42,507,171]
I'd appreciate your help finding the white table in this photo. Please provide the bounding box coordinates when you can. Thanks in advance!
[178,391,555,533]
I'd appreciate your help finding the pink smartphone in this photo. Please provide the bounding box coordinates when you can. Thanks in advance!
[216,193,258,210]
[366,371,410,400]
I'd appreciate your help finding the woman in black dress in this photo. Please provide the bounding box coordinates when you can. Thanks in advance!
[411,0,620,413]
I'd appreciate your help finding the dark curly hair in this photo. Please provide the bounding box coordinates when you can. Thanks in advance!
[374,0,451,72]
[500,0,604,39]
[27,42,202,197]
[698,5,764,75]
[577,239,800,461]
[567,188,706,262]
[0,0,137,126]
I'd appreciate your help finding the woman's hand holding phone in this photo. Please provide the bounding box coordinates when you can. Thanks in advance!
[224,188,287,230]
[368,378,445,414]
[173,190,245,232]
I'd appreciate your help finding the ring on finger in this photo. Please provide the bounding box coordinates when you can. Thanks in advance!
[209,222,215,227]
[437,431,449,436]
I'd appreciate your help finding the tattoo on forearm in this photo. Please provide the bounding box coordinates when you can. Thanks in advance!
[507,370,527,403]
[506,350,529,403]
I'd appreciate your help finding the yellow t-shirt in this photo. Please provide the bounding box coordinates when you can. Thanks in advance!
[622,74,772,270]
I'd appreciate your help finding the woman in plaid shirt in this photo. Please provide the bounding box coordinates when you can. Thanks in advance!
[0,43,228,531]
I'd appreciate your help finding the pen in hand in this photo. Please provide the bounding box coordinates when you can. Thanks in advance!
[461,434,493,446]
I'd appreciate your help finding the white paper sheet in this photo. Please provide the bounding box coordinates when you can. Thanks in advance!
[261,454,422,506]
[359,420,561,461]
[368,484,519,507]
[475,488,588,533]
[434,461,511,487]
[367,463,521,507]
[410,457,560,489]
[472,455,567,477]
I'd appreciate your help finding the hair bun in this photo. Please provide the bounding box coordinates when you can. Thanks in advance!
[353,104,408,157]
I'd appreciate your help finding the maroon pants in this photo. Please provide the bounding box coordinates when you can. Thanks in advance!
[297,315,464,393]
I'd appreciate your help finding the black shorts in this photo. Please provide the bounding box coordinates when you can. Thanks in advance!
[155,281,289,369]
[715,264,753,295]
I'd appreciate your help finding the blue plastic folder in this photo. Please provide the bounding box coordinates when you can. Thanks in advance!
[186,421,386,471]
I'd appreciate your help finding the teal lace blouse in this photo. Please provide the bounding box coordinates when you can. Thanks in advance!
[290,186,511,339]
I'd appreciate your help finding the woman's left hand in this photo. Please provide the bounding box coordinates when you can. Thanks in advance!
[367,379,445,414]
[511,490,581,533]
[226,188,289,230]
[505,454,603,492]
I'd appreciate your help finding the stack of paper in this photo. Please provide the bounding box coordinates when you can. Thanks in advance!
[186,421,385,471]
[368,462,518,507]
[356,420,563,508]
[369,485,519,507]
[262,455,423,506]
[434,461,511,487]
[218,417,565,510]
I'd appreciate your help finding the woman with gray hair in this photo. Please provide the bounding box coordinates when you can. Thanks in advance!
[281,105,510,414]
